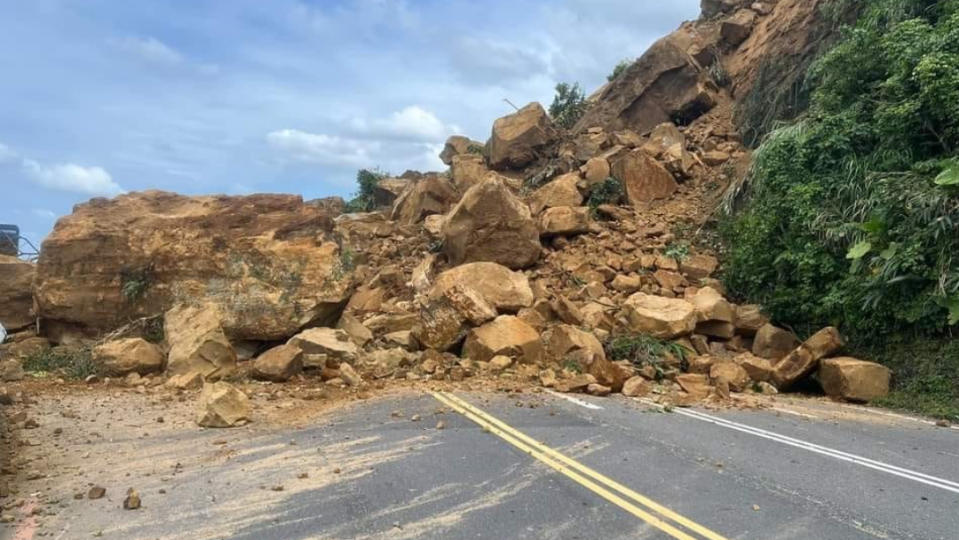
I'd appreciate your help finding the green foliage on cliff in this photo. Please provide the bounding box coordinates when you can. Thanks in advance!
[723,0,959,343]
[549,82,587,129]
[345,168,386,213]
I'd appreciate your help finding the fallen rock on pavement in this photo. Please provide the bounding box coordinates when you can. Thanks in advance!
[251,344,303,382]
[818,357,891,402]
[196,382,251,428]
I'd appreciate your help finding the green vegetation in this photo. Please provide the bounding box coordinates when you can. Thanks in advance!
[586,177,624,211]
[548,82,587,129]
[605,334,688,379]
[663,241,691,263]
[722,0,959,415]
[23,347,99,380]
[868,338,959,421]
[344,168,387,213]
[607,59,632,82]
[120,266,152,303]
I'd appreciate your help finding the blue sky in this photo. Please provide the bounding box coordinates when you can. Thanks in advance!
[0,0,699,245]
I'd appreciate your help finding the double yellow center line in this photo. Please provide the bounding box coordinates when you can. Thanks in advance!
[431,391,729,540]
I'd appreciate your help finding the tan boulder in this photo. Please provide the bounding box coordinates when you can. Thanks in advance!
[689,287,735,322]
[0,255,34,331]
[462,316,543,364]
[540,207,591,237]
[721,9,757,46]
[642,123,694,177]
[710,361,751,392]
[487,103,558,170]
[623,294,697,339]
[251,344,303,382]
[289,327,359,369]
[93,338,165,376]
[412,297,469,352]
[0,360,24,382]
[440,135,484,165]
[529,173,583,215]
[581,157,611,186]
[621,376,651,397]
[818,357,891,402]
[695,321,736,339]
[443,177,541,269]
[611,274,642,293]
[676,373,712,399]
[734,305,767,336]
[372,178,410,208]
[680,254,719,281]
[751,324,800,360]
[336,313,373,347]
[450,154,489,192]
[196,382,251,428]
[702,151,731,166]
[164,305,237,378]
[611,149,678,205]
[734,352,773,383]
[35,192,353,341]
[430,262,533,313]
[772,327,844,389]
[390,174,458,225]
[546,325,629,390]
[653,269,687,291]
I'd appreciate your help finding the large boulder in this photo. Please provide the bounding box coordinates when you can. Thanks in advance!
[251,344,303,382]
[430,262,533,313]
[390,174,458,225]
[572,32,716,134]
[34,191,353,341]
[487,103,558,170]
[721,9,757,47]
[287,327,358,369]
[462,316,543,364]
[751,324,799,360]
[196,382,251,428]
[0,255,35,331]
[92,338,165,376]
[818,357,891,402]
[439,135,484,166]
[772,327,844,389]
[450,154,490,192]
[540,207,591,237]
[164,305,237,378]
[546,325,630,390]
[623,294,697,339]
[442,178,541,269]
[529,173,583,215]
[610,150,678,205]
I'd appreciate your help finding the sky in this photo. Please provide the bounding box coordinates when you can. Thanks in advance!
[0,0,700,246]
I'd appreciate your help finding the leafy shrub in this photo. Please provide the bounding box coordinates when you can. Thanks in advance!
[586,177,624,210]
[605,334,688,379]
[549,82,587,129]
[23,347,99,379]
[607,59,632,82]
[120,266,152,303]
[723,0,959,341]
[344,168,386,212]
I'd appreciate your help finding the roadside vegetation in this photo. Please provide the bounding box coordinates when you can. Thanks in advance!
[22,347,99,380]
[722,0,959,419]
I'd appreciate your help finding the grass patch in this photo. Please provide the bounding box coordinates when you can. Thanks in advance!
[586,177,624,212]
[864,337,959,422]
[605,334,688,379]
[22,347,99,380]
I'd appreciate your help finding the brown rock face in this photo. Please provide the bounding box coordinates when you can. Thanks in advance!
[450,154,489,192]
[487,103,558,170]
[529,173,583,215]
[430,262,533,314]
[0,255,35,331]
[165,305,237,378]
[462,315,543,364]
[92,338,165,376]
[623,294,697,339]
[442,177,541,269]
[251,344,303,382]
[611,150,678,205]
[772,327,844,389]
[721,9,757,46]
[818,357,891,402]
[35,191,353,341]
[751,324,799,360]
[287,327,359,368]
[196,382,251,428]
[539,207,591,237]
[546,325,629,390]
[390,174,458,225]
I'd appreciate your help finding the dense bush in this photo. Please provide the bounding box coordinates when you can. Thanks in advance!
[344,168,386,213]
[723,0,959,342]
[548,82,587,129]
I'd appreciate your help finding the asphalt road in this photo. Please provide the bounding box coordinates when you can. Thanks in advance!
[9,390,959,540]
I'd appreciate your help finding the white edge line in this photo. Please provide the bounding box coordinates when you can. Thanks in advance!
[770,407,820,420]
[633,398,959,494]
[546,390,604,410]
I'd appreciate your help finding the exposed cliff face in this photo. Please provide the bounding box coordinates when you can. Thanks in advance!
[575,0,841,147]
[34,191,354,341]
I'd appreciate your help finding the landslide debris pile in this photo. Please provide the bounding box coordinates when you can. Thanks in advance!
[0,0,892,430]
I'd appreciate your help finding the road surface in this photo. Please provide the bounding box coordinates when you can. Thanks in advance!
[4,390,957,539]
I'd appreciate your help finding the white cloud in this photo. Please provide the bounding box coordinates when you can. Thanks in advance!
[266,129,377,167]
[0,143,17,164]
[114,36,183,65]
[348,106,457,142]
[23,160,124,196]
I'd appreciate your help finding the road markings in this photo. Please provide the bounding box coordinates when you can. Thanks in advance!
[770,407,819,420]
[433,391,729,540]
[636,398,959,495]
[545,389,604,410]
